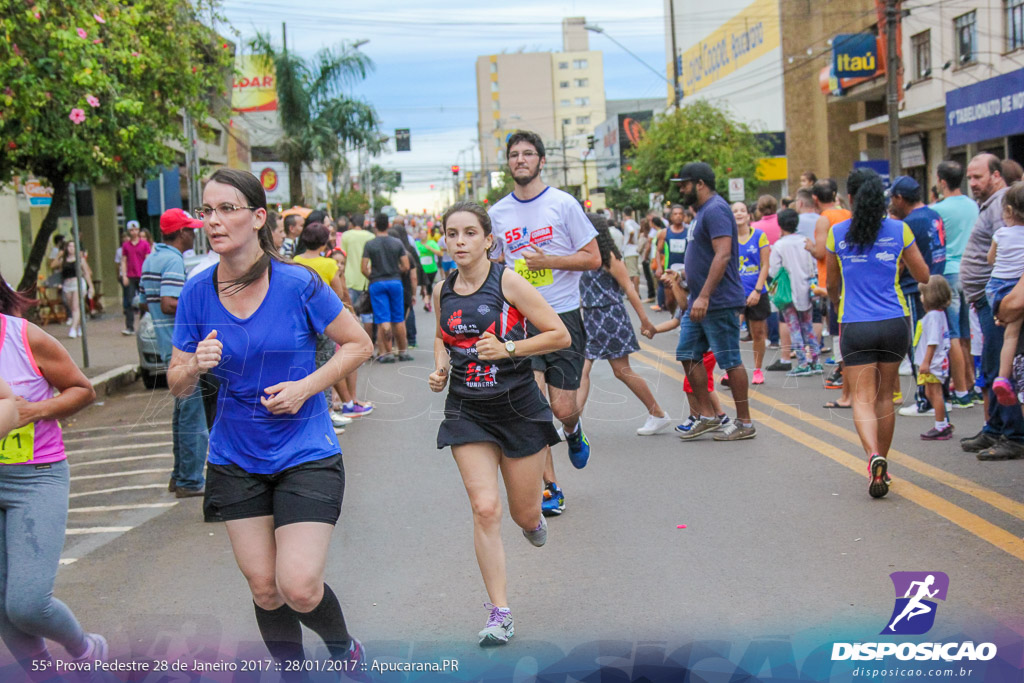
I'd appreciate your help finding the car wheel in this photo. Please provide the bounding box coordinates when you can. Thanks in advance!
[141,368,158,389]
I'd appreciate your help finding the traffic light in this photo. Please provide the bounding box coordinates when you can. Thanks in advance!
[584,199,592,209]
[451,165,460,176]
[586,135,595,150]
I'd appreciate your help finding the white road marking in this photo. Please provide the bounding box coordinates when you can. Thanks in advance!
[69,503,178,513]
[71,453,171,468]
[72,468,168,482]
[59,558,78,566]
[69,484,168,498]
[65,527,133,535]
[66,442,172,456]
[63,429,173,445]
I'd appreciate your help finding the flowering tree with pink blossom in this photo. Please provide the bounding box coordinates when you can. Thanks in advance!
[0,1,233,291]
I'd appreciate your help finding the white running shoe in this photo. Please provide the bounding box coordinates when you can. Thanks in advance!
[637,414,673,435]
[898,404,934,417]
[331,412,353,428]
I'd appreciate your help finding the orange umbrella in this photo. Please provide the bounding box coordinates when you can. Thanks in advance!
[280,206,312,219]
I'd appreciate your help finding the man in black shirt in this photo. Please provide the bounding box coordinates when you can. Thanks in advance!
[362,214,411,362]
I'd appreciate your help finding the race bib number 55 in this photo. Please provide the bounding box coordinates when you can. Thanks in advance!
[0,423,34,464]
[514,259,553,287]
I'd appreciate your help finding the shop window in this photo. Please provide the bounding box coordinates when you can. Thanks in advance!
[955,12,977,65]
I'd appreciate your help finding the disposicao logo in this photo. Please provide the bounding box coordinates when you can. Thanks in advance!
[831,571,997,662]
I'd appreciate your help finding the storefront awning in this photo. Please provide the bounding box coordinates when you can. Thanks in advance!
[848,103,946,136]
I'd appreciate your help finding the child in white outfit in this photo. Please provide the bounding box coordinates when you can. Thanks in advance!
[986,184,1024,406]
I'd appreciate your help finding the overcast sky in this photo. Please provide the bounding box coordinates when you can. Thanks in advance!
[220,0,668,213]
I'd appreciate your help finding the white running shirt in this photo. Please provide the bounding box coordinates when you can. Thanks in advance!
[489,187,597,313]
[914,309,950,379]
[622,218,640,257]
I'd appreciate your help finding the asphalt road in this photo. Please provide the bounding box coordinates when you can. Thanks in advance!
[15,304,1023,681]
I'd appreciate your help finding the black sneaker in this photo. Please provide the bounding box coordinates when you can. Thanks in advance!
[766,359,792,372]
[960,430,998,453]
[976,437,1024,461]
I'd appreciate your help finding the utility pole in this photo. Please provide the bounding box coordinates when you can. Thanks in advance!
[69,183,89,368]
[560,120,569,188]
[668,0,682,109]
[282,22,287,52]
[885,0,901,178]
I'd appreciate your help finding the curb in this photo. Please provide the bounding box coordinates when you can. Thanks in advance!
[89,364,138,397]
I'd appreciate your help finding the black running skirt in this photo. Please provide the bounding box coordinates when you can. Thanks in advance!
[437,402,560,459]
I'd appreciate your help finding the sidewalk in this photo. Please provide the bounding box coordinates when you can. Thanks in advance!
[48,305,141,395]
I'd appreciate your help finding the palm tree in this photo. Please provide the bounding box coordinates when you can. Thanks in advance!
[249,33,380,206]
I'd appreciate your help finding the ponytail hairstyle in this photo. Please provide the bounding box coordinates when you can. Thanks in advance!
[586,212,621,269]
[845,167,887,250]
[0,271,35,317]
[206,168,282,295]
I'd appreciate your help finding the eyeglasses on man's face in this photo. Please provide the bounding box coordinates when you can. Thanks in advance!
[508,151,539,161]
[194,203,258,220]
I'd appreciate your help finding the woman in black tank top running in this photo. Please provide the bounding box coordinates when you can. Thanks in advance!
[429,202,570,646]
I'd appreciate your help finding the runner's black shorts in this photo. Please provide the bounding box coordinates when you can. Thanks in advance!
[204,453,345,528]
[744,292,771,322]
[437,399,561,459]
[840,317,910,366]
[527,308,586,391]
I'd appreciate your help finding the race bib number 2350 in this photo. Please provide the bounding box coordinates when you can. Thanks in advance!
[514,259,553,287]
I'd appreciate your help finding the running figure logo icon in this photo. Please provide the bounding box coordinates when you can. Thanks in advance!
[881,571,949,635]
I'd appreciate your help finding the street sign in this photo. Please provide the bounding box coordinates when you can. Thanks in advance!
[22,178,53,207]
[728,178,745,202]
[395,128,410,152]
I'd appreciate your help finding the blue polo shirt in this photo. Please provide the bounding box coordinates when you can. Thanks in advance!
[139,243,186,362]
[684,193,747,311]
[172,260,345,474]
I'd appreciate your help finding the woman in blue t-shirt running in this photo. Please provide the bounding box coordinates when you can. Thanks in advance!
[826,168,929,499]
[167,169,373,671]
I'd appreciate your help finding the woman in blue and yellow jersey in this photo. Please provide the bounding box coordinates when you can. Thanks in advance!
[826,168,930,499]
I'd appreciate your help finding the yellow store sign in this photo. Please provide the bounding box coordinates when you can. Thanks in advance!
[680,0,780,97]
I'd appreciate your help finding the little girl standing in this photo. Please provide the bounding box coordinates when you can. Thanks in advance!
[986,183,1024,405]
[916,275,954,440]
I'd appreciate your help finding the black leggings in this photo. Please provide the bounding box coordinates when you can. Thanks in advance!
[840,317,911,366]
[641,259,656,300]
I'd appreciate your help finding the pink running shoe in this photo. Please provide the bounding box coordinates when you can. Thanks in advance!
[993,377,1018,406]
[752,369,764,385]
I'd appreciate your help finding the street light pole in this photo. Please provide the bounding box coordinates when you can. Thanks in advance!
[885,0,902,178]
[560,120,569,189]
[585,24,680,106]
[668,0,682,108]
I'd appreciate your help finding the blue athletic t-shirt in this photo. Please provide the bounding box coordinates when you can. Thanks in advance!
[683,193,747,311]
[172,259,345,474]
[827,217,915,324]
[737,228,769,295]
[899,205,945,295]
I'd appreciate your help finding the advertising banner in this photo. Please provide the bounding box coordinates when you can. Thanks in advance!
[946,67,1024,148]
[232,55,277,113]
[253,162,289,204]
[833,33,878,78]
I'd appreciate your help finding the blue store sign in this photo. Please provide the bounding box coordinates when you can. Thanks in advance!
[833,34,878,79]
[946,67,1024,147]
[854,160,890,188]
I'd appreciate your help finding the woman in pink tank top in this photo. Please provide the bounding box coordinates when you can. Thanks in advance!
[0,378,16,438]
[0,275,107,672]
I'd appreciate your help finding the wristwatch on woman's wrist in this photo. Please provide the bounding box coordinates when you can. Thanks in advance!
[504,340,517,357]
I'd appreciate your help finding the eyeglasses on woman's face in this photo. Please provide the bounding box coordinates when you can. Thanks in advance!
[193,203,257,220]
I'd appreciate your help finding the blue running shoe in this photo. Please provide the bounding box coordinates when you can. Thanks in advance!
[565,422,590,469]
[541,483,565,516]
[674,415,699,434]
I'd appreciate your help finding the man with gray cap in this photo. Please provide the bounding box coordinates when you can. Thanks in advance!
[119,219,150,335]
[672,162,755,441]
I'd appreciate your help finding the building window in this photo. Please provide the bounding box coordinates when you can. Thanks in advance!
[1008,0,1024,52]
[573,59,588,69]
[955,12,977,65]
[560,99,571,106]
[492,100,500,110]
[576,115,590,125]
[559,81,569,88]
[489,62,497,74]
[490,81,499,92]
[574,96,590,106]
[558,61,569,69]
[562,118,571,126]
[574,78,589,87]
[911,30,931,79]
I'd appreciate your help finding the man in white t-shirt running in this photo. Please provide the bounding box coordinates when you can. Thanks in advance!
[489,131,601,516]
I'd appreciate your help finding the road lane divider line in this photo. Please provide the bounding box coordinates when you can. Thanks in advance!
[631,351,1024,564]
[636,341,1024,523]
[69,503,178,513]
[66,442,172,456]
[71,454,172,468]
[71,468,169,482]
[69,484,168,498]
[62,429,173,445]
[65,527,133,535]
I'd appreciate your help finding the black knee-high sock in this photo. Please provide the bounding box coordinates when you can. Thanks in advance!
[253,602,305,663]
[294,584,351,658]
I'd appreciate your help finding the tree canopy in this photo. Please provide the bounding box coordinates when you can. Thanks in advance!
[0,0,232,289]
[620,100,767,205]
